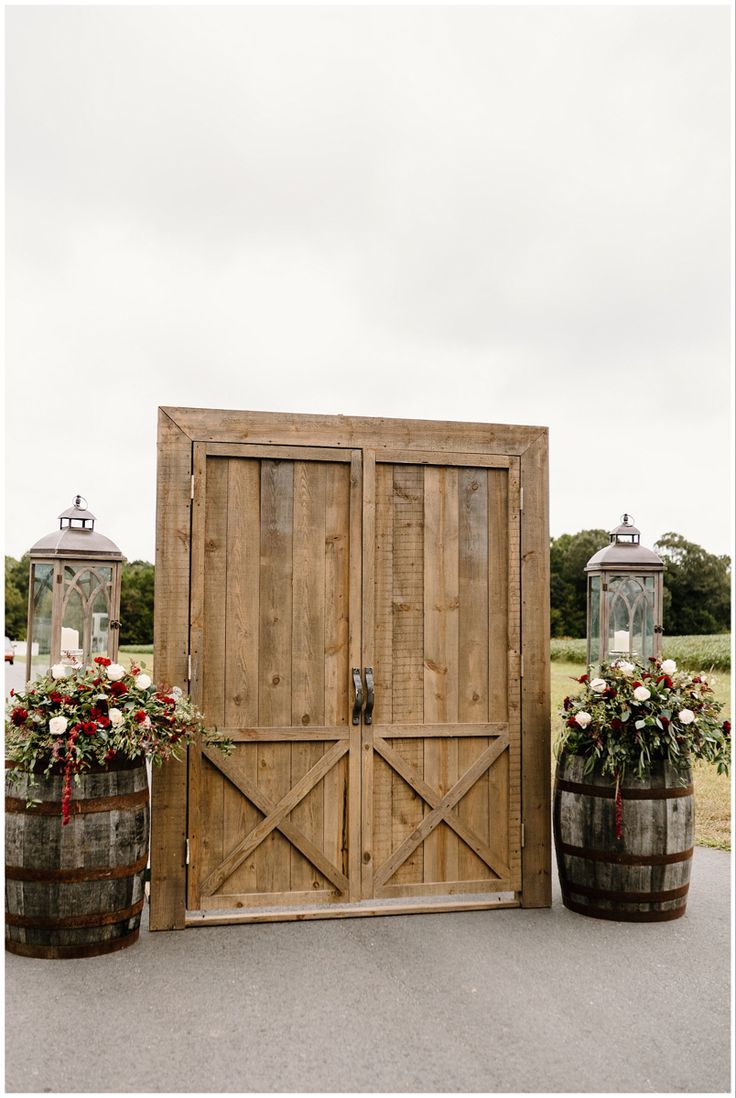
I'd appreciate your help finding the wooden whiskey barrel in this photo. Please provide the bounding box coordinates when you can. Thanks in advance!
[5,758,149,958]
[553,753,694,922]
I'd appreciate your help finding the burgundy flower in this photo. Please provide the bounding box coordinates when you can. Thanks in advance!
[656,674,673,689]
[610,718,622,731]
[567,717,578,729]
[577,674,589,684]
[723,721,731,738]
[83,722,98,736]
[133,710,147,724]
[104,749,117,762]
[110,682,127,697]
[94,657,111,667]
[563,696,572,711]
[11,707,28,726]
[49,691,63,704]
[660,716,670,729]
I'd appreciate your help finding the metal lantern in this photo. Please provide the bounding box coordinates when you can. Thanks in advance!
[26,496,125,682]
[585,514,664,668]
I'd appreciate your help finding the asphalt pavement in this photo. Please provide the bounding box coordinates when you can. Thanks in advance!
[4,846,731,1093]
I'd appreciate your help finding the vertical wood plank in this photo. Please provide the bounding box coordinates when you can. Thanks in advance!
[458,467,491,882]
[390,464,425,885]
[348,451,363,901]
[361,451,376,899]
[186,443,207,911]
[257,459,294,894]
[507,460,523,891]
[488,467,511,880]
[423,466,459,884]
[291,462,327,891]
[150,409,191,930]
[323,463,351,887]
[520,434,551,907]
[193,456,228,903]
[223,459,261,896]
[371,463,394,881]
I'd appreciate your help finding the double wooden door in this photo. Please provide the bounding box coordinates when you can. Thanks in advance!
[185,441,522,918]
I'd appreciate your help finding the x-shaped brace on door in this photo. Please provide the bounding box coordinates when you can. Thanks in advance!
[198,742,350,897]
[372,734,512,886]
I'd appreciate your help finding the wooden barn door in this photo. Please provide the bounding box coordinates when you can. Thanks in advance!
[186,443,362,915]
[182,436,523,920]
[361,452,521,902]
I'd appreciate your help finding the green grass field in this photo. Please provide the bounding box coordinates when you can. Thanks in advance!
[551,634,731,671]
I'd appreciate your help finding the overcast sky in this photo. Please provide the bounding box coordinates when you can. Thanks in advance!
[5,3,733,566]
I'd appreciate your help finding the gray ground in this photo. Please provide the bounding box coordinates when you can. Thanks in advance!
[5,847,731,1093]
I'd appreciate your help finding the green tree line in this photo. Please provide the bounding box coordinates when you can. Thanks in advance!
[5,531,731,643]
[550,530,731,637]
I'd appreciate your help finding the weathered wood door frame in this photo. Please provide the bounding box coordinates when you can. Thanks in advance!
[150,407,550,930]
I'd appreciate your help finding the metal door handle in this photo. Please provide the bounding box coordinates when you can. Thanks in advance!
[364,667,375,725]
[351,668,364,725]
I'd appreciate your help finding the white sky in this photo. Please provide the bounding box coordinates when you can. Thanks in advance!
[5,3,734,564]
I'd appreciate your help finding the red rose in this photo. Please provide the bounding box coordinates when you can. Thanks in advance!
[660,716,670,729]
[692,676,702,684]
[94,657,112,667]
[610,718,622,731]
[98,716,111,729]
[49,691,63,704]
[132,667,141,676]
[11,707,28,726]
[632,681,642,689]
[104,749,117,762]
[723,721,731,737]
[577,674,589,684]
[657,675,673,689]
[110,682,127,697]
[9,688,14,697]
[83,722,98,736]
[567,717,578,729]
[63,695,72,704]
[133,710,147,724]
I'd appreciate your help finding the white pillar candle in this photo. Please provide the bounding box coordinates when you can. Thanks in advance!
[612,629,630,652]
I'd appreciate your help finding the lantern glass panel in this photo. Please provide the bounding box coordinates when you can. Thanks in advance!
[606,575,656,660]
[91,585,111,656]
[62,565,113,661]
[588,575,600,665]
[30,564,54,679]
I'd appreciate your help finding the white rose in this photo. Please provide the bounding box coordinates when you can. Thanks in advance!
[633,686,651,702]
[617,660,635,676]
[50,664,67,680]
[661,659,677,675]
[590,678,607,694]
[678,708,695,725]
[575,711,592,728]
[171,686,183,698]
[49,716,68,736]
[142,715,152,729]
[105,663,126,682]
[109,708,124,727]
[135,673,152,691]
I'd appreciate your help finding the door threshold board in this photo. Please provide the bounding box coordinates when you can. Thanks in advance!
[185,892,520,926]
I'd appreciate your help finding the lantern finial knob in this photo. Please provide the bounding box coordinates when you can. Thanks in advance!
[621,513,634,526]
[73,494,88,511]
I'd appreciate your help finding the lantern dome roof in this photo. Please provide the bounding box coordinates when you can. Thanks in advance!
[29,496,124,561]
[585,514,663,572]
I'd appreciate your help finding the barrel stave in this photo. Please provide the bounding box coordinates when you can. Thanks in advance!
[554,753,694,921]
[5,760,149,957]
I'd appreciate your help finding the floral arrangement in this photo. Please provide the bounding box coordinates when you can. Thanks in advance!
[557,656,730,837]
[6,657,232,825]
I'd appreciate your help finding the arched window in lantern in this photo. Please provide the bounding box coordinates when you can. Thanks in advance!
[585,515,664,668]
[26,496,124,682]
